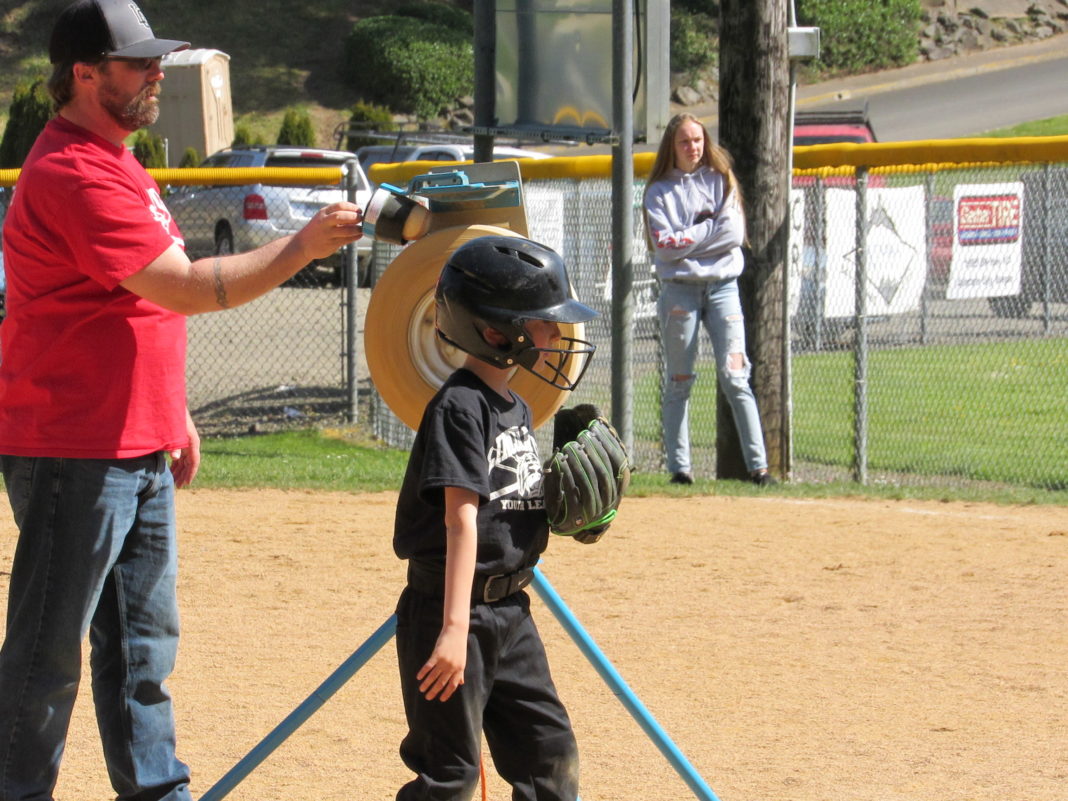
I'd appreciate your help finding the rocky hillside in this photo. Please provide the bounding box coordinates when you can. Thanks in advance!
[919,0,1068,59]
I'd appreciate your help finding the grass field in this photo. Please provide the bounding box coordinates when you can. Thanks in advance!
[980,114,1068,137]
[616,336,1068,499]
[792,338,1068,489]
[196,333,1068,506]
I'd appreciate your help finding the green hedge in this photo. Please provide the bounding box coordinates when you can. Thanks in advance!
[343,15,473,120]
[798,0,922,73]
[344,101,396,152]
[671,6,718,77]
[394,0,472,33]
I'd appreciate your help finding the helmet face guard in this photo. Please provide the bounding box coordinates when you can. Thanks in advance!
[435,236,599,392]
[515,332,595,391]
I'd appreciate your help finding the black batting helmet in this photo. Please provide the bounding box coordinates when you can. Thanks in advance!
[435,236,598,390]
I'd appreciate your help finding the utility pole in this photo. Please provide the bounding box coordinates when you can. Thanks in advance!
[472,0,496,163]
[717,0,790,480]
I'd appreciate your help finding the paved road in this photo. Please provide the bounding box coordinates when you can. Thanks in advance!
[795,32,1068,140]
[541,31,1068,155]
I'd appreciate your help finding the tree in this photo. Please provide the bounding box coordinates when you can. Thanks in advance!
[277,107,316,147]
[717,0,790,480]
[131,129,167,168]
[178,147,201,168]
[0,79,53,169]
[232,124,265,147]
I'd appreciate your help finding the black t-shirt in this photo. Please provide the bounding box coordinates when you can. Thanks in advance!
[393,368,548,576]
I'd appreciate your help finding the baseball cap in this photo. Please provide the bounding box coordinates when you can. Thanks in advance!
[49,0,190,64]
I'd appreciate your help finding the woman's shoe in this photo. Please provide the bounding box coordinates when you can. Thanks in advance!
[751,470,777,486]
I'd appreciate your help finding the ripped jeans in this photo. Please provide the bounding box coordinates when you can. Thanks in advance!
[657,277,769,475]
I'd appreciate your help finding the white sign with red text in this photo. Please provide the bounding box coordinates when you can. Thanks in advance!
[946,182,1024,300]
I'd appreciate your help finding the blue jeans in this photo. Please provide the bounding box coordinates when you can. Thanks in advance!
[0,454,191,801]
[658,278,769,475]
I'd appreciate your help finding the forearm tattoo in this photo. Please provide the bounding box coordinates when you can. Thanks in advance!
[212,258,230,308]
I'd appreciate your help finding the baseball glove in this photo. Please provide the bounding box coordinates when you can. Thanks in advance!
[543,404,631,544]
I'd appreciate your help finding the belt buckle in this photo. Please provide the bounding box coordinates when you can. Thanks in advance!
[482,569,534,603]
[482,573,506,603]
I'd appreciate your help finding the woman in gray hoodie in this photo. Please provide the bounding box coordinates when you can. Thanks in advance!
[643,113,774,486]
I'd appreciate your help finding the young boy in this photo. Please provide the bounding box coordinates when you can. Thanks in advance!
[392,235,598,801]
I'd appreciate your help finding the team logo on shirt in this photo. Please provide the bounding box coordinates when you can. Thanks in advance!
[488,425,544,509]
[148,187,184,249]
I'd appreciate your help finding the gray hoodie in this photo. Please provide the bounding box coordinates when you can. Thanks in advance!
[644,165,746,282]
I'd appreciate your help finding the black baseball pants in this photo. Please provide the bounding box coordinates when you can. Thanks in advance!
[395,586,579,801]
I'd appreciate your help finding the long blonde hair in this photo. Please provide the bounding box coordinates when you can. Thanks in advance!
[642,113,744,249]
[645,112,742,204]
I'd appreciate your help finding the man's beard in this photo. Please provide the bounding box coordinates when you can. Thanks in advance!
[100,80,160,131]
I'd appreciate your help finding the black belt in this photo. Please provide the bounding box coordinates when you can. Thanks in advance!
[407,561,535,603]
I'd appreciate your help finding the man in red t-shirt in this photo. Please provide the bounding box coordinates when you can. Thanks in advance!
[0,3,363,800]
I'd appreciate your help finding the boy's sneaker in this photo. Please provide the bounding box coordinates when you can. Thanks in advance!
[670,471,694,485]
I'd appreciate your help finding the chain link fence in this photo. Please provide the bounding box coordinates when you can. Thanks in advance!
[365,144,1068,492]
[789,161,1068,490]
[4,144,1064,492]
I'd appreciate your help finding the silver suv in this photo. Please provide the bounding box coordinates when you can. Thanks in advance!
[167,146,372,286]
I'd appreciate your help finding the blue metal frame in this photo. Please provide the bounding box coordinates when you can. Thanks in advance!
[199,568,722,801]
[531,567,722,801]
[199,615,398,801]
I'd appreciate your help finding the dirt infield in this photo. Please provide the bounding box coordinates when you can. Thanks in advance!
[2,490,1066,801]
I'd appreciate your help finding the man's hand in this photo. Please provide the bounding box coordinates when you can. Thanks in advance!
[295,201,364,262]
[170,409,201,488]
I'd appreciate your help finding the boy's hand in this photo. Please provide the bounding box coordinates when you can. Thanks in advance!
[417,625,468,702]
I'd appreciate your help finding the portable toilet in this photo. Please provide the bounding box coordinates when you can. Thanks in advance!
[153,49,235,166]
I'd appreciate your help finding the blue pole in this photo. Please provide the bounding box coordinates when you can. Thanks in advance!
[200,614,399,801]
[532,567,723,801]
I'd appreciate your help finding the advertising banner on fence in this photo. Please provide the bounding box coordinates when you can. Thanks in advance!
[946,182,1024,300]
[824,186,927,319]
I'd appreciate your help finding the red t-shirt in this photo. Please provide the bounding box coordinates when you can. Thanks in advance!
[0,116,188,458]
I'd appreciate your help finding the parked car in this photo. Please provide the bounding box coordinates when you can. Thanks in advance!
[927,194,954,288]
[793,106,877,146]
[356,142,550,186]
[792,106,885,192]
[355,144,419,179]
[167,146,372,286]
